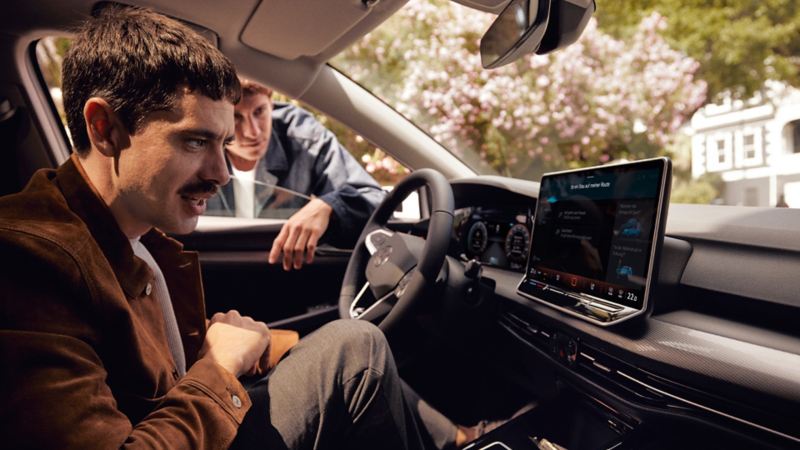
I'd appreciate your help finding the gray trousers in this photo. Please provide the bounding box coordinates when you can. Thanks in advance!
[230,320,457,450]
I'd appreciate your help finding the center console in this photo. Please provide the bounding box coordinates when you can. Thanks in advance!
[463,390,630,450]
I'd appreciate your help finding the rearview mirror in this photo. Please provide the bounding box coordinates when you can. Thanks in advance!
[480,0,596,69]
[480,0,551,69]
[536,0,595,55]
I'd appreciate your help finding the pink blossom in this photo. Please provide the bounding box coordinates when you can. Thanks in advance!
[335,1,706,176]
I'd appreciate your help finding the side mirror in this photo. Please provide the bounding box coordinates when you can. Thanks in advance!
[480,0,595,69]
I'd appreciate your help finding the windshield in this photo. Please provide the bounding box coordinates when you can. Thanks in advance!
[332,0,800,208]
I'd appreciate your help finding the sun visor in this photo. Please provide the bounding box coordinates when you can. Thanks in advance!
[241,0,404,60]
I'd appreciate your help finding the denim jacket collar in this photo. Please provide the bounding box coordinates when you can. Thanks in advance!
[264,129,289,173]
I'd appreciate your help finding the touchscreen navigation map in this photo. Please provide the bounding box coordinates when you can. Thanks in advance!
[518,159,669,316]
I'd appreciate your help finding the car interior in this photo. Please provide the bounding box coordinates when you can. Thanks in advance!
[2,0,799,449]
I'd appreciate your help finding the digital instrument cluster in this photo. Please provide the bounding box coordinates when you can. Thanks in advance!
[453,207,532,271]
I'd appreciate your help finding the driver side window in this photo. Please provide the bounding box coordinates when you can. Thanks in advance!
[205,95,419,222]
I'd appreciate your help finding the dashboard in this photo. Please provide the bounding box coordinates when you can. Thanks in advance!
[443,175,800,449]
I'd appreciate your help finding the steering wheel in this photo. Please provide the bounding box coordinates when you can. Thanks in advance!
[339,169,454,333]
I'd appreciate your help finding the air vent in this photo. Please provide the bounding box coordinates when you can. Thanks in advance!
[497,304,799,446]
[574,344,799,445]
[575,345,670,407]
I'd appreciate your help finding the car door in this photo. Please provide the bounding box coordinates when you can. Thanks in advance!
[181,186,423,330]
[180,190,353,330]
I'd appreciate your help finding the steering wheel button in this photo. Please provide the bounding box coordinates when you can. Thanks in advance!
[396,270,414,297]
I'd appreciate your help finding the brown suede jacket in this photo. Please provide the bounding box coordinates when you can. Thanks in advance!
[0,156,251,449]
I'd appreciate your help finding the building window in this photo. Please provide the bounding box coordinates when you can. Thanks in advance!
[743,134,755,159]
[784,119,800,154]
[736,127,763,167]
[706,132,732,172]
[716,139,726,163]
[793,121,800,153]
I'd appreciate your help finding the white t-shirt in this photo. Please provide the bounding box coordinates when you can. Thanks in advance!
[231,165,256,219]
[130,238,186,377]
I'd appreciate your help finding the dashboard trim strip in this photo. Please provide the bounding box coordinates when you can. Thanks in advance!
[614,370,799,444]
[498,315,799,446]
[515,282,642,327]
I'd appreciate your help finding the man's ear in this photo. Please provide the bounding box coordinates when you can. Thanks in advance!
[84,98,124,157]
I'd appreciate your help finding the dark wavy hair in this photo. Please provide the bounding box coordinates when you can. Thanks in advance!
[62,5,241,153]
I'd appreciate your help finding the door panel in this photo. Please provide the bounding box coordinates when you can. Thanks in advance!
[176,221,350,324]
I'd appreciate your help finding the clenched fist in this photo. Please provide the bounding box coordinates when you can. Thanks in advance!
[199,310,271,377]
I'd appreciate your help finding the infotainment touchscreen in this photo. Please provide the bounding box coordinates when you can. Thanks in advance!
[517,158,671,325]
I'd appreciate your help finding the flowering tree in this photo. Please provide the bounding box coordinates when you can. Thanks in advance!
[597,0,800,101]
[334,0,707,180]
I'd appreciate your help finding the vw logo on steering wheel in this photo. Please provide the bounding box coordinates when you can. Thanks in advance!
[373,245,393,267]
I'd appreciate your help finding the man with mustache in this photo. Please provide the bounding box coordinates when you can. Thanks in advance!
[0,6,467,450]
[207,80,385,271]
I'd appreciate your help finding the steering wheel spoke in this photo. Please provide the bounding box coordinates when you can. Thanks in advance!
[349,281,398,322]
[350,266,421,322]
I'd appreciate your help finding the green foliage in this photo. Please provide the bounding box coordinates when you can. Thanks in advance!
[595,0,800,101]
[37,37,71,89]
[668,132,721,204]
[672,175,722,204]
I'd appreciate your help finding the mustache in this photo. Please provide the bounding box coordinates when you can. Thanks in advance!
[236,139,265,147]
[178,180,219,197]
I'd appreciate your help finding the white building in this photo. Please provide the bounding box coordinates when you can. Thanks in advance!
[690,82,800,207]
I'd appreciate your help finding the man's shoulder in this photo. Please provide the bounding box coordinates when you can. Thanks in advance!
[0,169,94,262]
[271,101,309,121]
[271,102,326,141]
[0,172,110,348]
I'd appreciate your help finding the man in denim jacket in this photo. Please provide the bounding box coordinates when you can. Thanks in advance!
[207,80,385,270]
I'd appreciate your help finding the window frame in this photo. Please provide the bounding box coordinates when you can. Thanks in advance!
[706,131,733,172]
[735,127,763,167]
